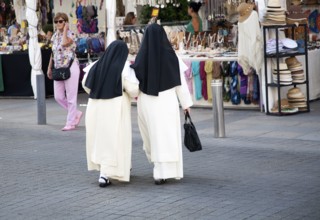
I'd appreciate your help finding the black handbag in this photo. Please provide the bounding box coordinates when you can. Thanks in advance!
[183,111,202,152]
[52,58,74,81]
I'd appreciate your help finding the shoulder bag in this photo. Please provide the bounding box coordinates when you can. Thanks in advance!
[52,56,74,81]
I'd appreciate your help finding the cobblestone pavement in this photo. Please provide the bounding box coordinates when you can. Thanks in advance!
[1,93,320,220]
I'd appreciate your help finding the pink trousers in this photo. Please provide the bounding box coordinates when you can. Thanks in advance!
[54,60,80,126]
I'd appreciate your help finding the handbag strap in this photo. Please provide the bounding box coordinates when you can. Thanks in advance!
[185,111,194,125]
[68,58,74,68]
[51,52,74,69]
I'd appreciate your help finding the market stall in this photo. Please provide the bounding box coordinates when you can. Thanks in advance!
[0,49,53,96]
[0,0,108,97]
[1,0,319,112]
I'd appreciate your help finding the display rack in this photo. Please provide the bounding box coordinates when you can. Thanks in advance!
[263,24,310,115]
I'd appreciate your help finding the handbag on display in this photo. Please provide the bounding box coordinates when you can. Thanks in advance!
[184,111,202,152]
[52,57,74,81]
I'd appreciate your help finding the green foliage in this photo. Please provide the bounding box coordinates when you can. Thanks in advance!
[139,0,190,24]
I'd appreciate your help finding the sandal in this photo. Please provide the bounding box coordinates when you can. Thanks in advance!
[99,176,111,188]
[154,179,167,185]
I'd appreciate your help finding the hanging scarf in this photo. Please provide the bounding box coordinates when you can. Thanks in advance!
[191,61,202,100]
[204,60,213,101]
[184,60,193,94]
[200,61,208,100]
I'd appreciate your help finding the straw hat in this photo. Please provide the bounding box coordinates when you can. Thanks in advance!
[272,99,290,109]
[287,87,305,99]
[267,0,282,8]
[271,99,299,113]
[237,3,254,23]
[281,38,298,49]
[289,102,307,108]
[273,70,291,74]
[285,57,302,68]
[291,0,302,5]
[288,97,306,102]
[266,14,286,19]
[273,63,289,71]
[291,70,304,75]
[266,0,284,13]
[287,5,308,19]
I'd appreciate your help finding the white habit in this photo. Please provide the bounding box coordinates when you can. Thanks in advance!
[137,58,193,180]
[82,61,139,182]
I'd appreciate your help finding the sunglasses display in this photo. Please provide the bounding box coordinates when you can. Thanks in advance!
[54,20,65,24]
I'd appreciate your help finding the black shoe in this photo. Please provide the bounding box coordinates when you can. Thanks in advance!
[99,177,111,187]
[154,179,166,185]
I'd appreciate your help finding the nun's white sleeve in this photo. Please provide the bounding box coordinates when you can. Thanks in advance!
[81,71,91,94]
[81,60,98,94]
[176,57,193,109]
[122,61,140,98]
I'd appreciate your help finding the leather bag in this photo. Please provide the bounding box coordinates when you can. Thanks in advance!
[52,58,74,81]
[184,111,202,152]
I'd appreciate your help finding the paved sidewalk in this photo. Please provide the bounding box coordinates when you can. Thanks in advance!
[1,93,320,220]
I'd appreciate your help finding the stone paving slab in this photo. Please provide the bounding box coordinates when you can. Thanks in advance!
[0,94,320,220]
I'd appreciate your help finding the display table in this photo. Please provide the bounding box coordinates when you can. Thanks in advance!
[128,53,260,109]
[0,49,53,97]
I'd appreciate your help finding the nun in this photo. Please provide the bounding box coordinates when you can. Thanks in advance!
[130,24,193,185]
[82,40,139,187]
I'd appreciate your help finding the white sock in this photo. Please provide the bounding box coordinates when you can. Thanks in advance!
[99,174,108,183]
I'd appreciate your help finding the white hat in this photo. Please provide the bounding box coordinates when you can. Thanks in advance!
[273,63,289,70]
[267,0,282,8]
[281,38,298,49]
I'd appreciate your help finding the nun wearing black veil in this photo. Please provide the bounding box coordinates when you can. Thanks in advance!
[82,40,139,187]
[130,24,193,185]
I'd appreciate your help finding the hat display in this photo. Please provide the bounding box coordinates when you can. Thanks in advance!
[285,56,305,83]
[262,0,286,26]
[273,63,292,85]
[287,87,304,98]
[286,5,308,20]
[287,87,307,111]
[237,3,254,23]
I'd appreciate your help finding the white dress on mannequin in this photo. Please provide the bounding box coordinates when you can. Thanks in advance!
[238,10,263,75]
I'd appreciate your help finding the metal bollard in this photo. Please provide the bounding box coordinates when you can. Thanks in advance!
[211,79,225,138]
[36,74,46,125]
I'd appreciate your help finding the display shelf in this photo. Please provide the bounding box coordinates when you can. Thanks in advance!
[263,24,310,116]
[267,81,308,87]
[265,51,306,58]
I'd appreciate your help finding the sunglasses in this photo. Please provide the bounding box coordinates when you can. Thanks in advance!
[54,20,65,24]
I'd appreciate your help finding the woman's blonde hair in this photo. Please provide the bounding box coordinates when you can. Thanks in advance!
[54,12,69,23]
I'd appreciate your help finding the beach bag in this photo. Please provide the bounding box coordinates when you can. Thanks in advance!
[87,37,104,53]
[76,4,99,34]
[184,112,202,152]
[76,37,88,54]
